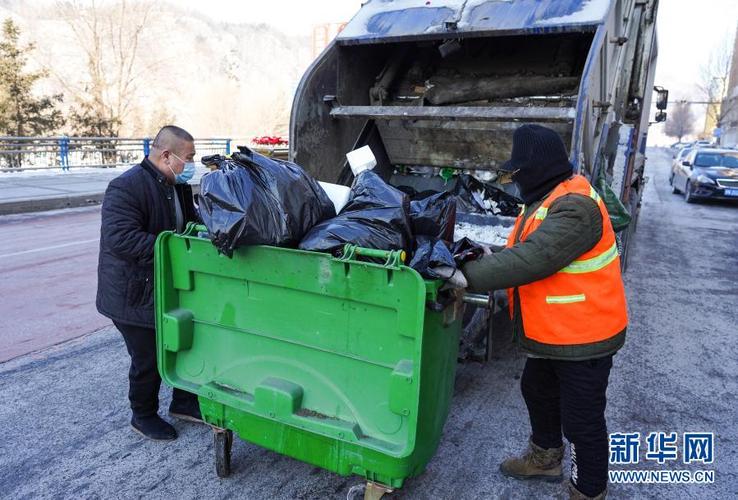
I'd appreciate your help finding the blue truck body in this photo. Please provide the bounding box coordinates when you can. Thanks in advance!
[336,0,610,42]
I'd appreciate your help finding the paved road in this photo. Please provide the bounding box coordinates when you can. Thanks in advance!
[0,162,213,361]
[0,206,110,362]
[0,149,736,499]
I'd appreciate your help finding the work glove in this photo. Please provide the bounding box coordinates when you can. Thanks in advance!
[440,267,468,290]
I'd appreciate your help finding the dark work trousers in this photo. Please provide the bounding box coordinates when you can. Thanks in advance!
[114,321,196,417]
[521,355,613,497]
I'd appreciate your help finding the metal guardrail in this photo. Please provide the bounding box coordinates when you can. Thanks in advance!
[0,136,233,172]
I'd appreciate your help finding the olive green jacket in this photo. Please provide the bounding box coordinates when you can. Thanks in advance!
[461,192,626,360]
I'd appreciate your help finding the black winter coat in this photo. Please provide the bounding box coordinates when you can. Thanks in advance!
[96,158,197,328]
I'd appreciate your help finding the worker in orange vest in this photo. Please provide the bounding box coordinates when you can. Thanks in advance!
[462,125,628,500]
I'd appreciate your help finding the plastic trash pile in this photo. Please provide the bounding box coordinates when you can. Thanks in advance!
[299,169,413,254]
[197,147,335,256]
[453,174,521,217]
[197,145,515,280]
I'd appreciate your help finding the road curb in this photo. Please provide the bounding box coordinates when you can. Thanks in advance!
[0,192,105,216]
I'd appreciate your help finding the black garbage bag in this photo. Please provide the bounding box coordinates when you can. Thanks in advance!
[409,236,456,279]
[198,148,335,256]
[396,185,418,197]
[454,174,521,217]
[409,191,457,242]
[451,237,489,264]
[299,170,412,254]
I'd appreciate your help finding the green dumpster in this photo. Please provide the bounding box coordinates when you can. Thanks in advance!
[155,223,461,494]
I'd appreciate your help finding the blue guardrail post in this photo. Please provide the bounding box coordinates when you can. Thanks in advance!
[59,137,70,171]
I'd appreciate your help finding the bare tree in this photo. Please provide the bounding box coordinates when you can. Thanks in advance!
[697,32,735,132]
[54,0,157,136]
[664,102,696,143]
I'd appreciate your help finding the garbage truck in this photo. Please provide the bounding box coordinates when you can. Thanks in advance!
[289,0,666,363]
[156,1,666,497]
[290,0,666,262]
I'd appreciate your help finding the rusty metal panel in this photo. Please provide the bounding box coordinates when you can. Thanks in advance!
[376,119,573,169]
[330,106,577,123]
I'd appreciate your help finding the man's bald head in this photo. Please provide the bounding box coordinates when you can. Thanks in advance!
[148,125,196,183]
[151,125,194,154]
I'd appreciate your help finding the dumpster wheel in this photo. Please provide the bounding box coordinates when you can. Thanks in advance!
[347,481,393,500]
[213,427,233,478]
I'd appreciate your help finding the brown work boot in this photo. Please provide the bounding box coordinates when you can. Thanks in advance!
[567,482,607,499]
[500,439,564,482]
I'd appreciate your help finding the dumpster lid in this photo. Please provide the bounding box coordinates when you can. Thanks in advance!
[155,229,437,455]
[337,0,610,44]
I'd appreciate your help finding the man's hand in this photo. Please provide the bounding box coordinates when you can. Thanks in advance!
[440,267,468,290]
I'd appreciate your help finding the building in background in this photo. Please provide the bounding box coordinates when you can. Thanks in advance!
[720,27,738,146]
[703,101,721,138]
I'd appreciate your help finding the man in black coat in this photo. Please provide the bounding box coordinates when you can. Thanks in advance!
[97,125,202,441]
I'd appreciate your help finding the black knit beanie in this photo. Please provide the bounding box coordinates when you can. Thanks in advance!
[501,124,574,205]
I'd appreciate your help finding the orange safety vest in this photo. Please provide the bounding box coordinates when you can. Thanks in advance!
[506,175,628,346]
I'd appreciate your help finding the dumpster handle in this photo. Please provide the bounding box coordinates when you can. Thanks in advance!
[183,222,208,237]
[339,244,406,269]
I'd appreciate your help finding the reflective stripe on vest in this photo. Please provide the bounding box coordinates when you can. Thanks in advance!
[560,242,619,274]
[546,294,586,304]
[534,187,602,223]
[589,186,602,204]
[533,185,617,275]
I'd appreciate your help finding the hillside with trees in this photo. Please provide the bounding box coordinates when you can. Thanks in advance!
[0,0,311,138]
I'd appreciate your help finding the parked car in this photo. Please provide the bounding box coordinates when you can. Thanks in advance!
[670,148,738,203]
[671,144,693,167]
